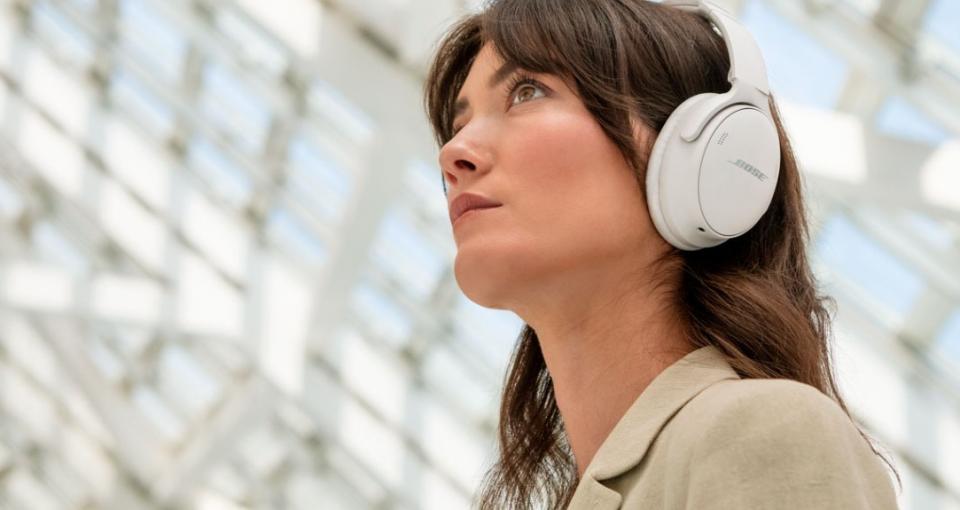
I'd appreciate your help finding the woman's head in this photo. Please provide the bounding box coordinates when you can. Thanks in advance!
[423,1,899,508]
[427,0,732,315]
[437,41,668,316]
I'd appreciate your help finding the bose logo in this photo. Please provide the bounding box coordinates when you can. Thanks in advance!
[728,159,768,182]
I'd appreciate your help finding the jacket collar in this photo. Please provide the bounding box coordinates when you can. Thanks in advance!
[566,344,741,509]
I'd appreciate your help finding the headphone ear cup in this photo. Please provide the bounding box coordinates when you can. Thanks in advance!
[646,95,781,251]
[698,106,780,238]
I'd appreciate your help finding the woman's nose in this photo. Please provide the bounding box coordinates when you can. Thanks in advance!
[439,129,492,193]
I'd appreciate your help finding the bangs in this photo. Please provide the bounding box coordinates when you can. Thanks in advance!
[481,0,572,78]
[424,0,618,147]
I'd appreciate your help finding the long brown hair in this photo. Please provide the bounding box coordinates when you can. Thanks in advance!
[422,1,901,508]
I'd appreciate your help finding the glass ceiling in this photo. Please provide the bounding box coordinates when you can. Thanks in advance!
[0,0,957,509]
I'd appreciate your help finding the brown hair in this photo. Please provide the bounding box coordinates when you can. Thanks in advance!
[422,1,901,508]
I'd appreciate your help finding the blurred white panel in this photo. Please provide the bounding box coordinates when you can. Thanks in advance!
[30,2,96,67]
[396,0,459,64]
[110,68,176,137]
[176,253,244,338]
[421,343,495,424]
[455,296,523,374]
[24,48,92,137]
[741,1,849,108]
[266,207,329,268]
[259,254,313,395]
[0,7,16,67]
[308,80,376,146]
[234,0,322,60]
[901,211,956,250]
[215,7,288,77]
[184,187,250,281]
[922,0,960,52]
[816,213,925,321]
[287,132,354,223]
[405,160,452,232]
[132,384,185,443]
[92,273,163,324]
[1,315,58,388]
[200,63,271,154]
[99,179,168,272]
[86,340,125,384]
[779,101,868,183]
[202,465,248,504]
[46,462,90,509]
[0,441,9,471]
[940,410,960,500]
[875,95,950,145]
[341,330,409,424]
[348,282,414,348]
[5,470,61,510]
[18,109,86,198]
[194,489,249,510]
[33,222,87,274]
[0,175,22,219]
[286,472,363,510]
[421,394,487,491]
[158,344,223,418]
[118,0,187,83]
[102,116,172,211]
[420,467,471,510]
[843,0,881,17]
[188,138,253,207]
[340,398,405,489]
[1,369,58,443]
[921,140,960,211]
[832,326,908,446]
[371,207,446,302]
[237,425,287,478]
[62,425,116,499]
[2,260,74,311]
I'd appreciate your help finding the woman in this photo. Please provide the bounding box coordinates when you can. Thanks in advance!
[423,0,901,508]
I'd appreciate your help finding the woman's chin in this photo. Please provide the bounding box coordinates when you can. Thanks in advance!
[453,256,515,309]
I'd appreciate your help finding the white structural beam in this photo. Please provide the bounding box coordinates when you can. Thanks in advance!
[301,5,432,347]
[33,315,172,487]
[153,375,275,505]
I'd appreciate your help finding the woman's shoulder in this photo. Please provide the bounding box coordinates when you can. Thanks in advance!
[665,377,875,460]
[683,377,849,426]
[659,379,900,508]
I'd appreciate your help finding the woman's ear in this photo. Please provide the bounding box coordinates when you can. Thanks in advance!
[629,114,657,172]
[629,113,653,148]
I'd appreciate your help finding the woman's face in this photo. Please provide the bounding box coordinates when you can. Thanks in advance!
[440,43,663,312]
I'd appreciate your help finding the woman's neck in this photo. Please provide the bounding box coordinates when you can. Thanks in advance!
[519,270,692,477]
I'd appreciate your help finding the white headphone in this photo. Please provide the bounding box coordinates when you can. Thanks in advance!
[646,0,781,251]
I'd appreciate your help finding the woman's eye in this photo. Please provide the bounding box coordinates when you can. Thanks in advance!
[450,77,546,136]
[511,83,545,106]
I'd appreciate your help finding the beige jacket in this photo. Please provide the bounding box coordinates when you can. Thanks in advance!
[566,344,899,509]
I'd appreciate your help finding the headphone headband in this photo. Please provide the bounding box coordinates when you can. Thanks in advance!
[663,0,770,96]
[646,0,781,251]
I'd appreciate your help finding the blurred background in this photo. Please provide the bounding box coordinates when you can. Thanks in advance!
[0,0,957,508]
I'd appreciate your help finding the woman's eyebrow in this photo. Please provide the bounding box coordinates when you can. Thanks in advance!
[453,62,521,119]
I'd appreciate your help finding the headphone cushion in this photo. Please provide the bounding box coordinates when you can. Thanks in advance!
[645,93,714,250]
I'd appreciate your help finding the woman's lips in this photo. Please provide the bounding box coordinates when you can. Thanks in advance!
[453,205,500,227]
[449,192,503,224]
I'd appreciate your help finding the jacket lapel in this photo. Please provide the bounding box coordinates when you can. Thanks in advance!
[566,474,622,510]
[566,344,740,509]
